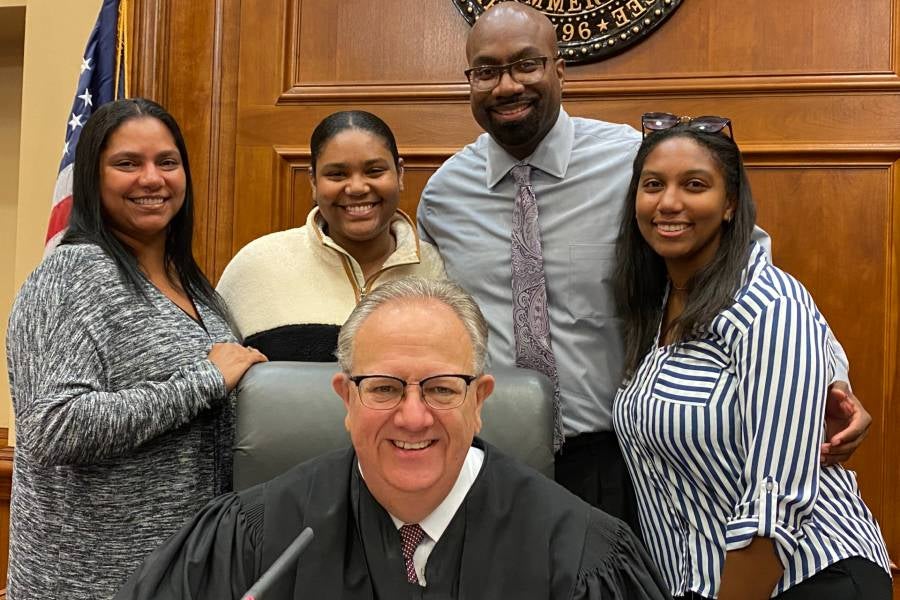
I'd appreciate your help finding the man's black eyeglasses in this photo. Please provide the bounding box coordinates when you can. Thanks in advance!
[464,56,549,92]
[641,112,734,139]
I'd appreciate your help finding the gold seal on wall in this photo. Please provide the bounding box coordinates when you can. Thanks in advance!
[453,0,684,64]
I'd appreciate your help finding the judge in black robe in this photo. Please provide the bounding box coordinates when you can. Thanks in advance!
[116,439,669,600]
[119,278,670,599]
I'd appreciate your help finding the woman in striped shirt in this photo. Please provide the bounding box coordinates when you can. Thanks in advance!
[612,114,891,599]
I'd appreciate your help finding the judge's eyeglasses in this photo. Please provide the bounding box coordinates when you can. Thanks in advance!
[641,112,734,139]
[349,374,477,410]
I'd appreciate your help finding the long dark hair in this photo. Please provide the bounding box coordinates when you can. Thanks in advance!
[614,125,756,375]
[309,110,400,175]
[60,98,226,318]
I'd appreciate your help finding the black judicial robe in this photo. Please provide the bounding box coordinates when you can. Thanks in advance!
[116,440,670,599]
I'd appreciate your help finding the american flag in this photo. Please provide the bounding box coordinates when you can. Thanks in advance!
[46,0,128,254]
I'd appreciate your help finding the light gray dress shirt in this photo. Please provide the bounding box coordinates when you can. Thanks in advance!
[418,109,848,437]
[419,110,638,435]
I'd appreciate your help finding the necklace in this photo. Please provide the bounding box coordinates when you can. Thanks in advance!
[670,280,691,292]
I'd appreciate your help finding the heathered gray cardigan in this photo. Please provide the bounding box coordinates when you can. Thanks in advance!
[6,244,235,599]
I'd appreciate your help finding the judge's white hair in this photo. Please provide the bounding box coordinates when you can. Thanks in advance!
[335,277,489,375]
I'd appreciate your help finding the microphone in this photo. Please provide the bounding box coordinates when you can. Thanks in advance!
[241,527,314,600]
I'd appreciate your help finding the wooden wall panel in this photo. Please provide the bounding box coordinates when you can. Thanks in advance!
[886,160,900,585]
[575,1,894,79]
[232,146,280,250]
[230,94,900,152]
[0,428,10,590]
[119,0,900,593]
[289,0,466,84]
[570,95,900,147]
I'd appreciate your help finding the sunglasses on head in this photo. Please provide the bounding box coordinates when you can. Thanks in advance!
[641,112,734,139]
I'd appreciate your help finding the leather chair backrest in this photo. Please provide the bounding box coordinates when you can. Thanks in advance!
[233,362,554,490]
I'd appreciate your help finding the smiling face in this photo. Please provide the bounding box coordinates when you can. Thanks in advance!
[635,136,735,281]
[99,117,186,247]
[332,298,493,521]
[466,5,565,160]
[310,128,403,251]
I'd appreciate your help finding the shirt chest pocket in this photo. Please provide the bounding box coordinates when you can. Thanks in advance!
[652,348,726,406]
[566,243,616,319]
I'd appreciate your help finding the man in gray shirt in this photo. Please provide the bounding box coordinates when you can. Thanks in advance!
[417,2,869,527]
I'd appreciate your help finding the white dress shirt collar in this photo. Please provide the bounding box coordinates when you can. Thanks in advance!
[369,445,485,586]
[388,445,484,541]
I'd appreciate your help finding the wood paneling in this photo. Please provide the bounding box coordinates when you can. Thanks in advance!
[889,160,900,585]
[119,0,900,593]
[0,427,11,590]
[575,1,895,79]
[283,0,467,98]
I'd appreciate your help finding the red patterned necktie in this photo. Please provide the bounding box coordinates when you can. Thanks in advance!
[510,164,563,450]
[399,523,426,584]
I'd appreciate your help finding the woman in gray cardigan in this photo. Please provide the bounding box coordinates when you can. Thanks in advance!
[5,99,266,599]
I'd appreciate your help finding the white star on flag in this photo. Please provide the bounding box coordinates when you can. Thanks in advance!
[62,141,70,157]
[80,57,92,73]
[78,89,93,107]
[68,113,84,131]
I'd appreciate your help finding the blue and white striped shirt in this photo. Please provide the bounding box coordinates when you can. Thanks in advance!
[613,242,890,597]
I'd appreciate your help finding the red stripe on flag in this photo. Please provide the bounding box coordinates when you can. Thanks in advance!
[45,195,73,244]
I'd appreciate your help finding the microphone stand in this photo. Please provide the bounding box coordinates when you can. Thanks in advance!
[241,527,314,600]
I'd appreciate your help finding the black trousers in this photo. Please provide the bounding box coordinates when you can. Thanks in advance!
[675,557,892,600]
[554,431,641,535]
